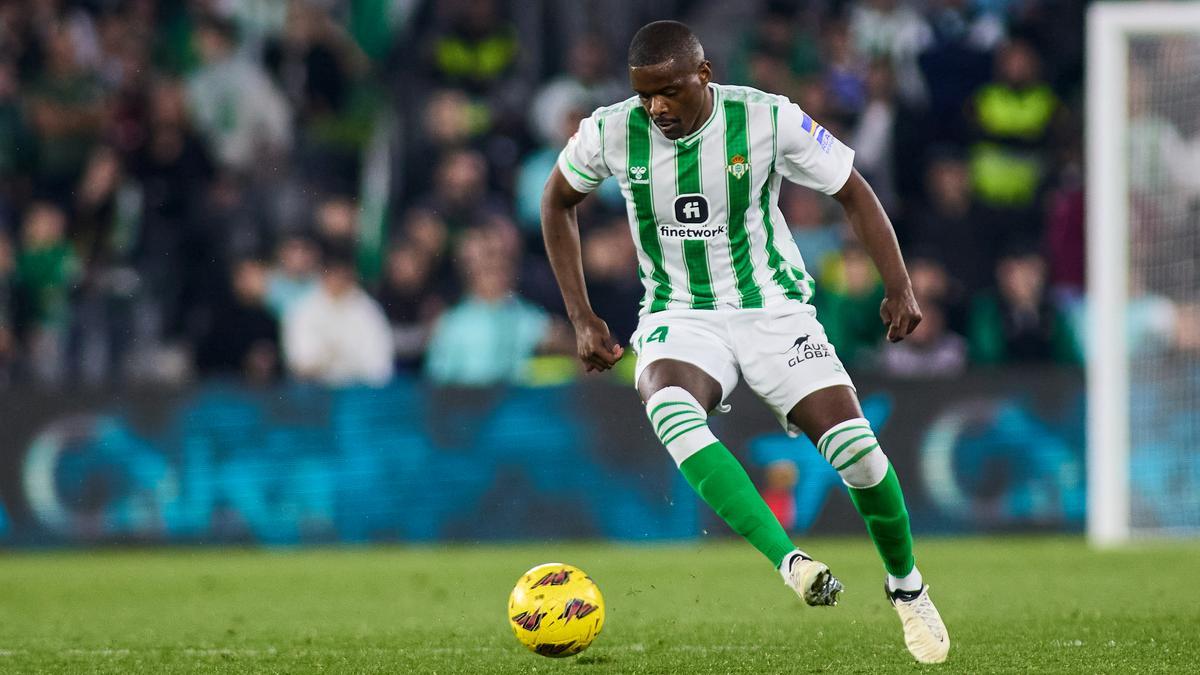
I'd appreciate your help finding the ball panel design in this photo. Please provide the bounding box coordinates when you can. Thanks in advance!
[507,563,605,658]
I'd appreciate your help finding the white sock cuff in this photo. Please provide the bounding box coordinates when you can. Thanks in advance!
[887,565,923,593]
[646,387,717,466]
[818,417,888,488]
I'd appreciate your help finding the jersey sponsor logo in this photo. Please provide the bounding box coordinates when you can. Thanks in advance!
[629,165,649,184]
[784,334,832,367]
[673,193,710,225]
[726,154,749,180]
[782,335,810,353]
[658,223,727,239]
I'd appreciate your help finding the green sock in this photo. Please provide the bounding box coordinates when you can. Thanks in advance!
[680,442,796,568]
[847,463,915,577]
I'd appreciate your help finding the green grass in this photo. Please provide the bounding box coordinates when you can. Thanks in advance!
[0,537,1196,673]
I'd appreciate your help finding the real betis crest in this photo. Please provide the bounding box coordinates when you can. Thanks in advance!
[727,154,749,180]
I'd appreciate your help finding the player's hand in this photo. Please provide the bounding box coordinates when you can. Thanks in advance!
[880,287,922,342]
[572,312,624,372]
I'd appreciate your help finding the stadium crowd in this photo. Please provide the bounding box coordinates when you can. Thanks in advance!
[0,0,1119,389]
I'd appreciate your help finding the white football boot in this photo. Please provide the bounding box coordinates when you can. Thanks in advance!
[780,551,843,606]
[887,583,950,663]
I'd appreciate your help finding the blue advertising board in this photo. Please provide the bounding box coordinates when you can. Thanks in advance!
[0,370,1087,546]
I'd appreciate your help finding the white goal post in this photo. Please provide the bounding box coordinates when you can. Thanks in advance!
[1087,3,1200,546]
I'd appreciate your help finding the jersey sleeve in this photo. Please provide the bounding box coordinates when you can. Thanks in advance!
[774,99,855,195]
[556,113,611,193]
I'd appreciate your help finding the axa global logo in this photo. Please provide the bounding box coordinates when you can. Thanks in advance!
[785,334,832,367]
[629,166,649,184]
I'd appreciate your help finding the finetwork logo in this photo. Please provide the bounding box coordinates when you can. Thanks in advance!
[659,224,727,239]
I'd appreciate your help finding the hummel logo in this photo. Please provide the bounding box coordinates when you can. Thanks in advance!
[783,335,810,353]
[629,166,649,184]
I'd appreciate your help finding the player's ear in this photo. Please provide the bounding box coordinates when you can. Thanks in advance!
[698,60,711,86]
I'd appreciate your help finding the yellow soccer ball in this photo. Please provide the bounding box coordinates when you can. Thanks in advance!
[507,562,605,658]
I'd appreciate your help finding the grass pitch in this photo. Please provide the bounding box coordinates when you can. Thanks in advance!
[0,537,1196,673]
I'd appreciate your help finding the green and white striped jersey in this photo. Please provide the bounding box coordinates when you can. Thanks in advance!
[557,83,855,315]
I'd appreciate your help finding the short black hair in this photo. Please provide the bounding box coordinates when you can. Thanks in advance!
[628,20,704,68]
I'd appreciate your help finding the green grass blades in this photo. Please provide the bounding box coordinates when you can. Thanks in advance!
[0,537,1196,673]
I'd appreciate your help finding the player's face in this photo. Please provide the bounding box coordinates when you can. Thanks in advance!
[629,59,712,140]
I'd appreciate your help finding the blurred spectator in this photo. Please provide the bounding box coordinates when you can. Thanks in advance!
[1127,61,1195,197]
[422,0,519,97]
[850,61,898,211]
[283,242,393,386]
[782,186,842,276]
[1044,163,1085,301]
[581,217,641,344]
[401,207,451,268]
[729,5,821,93]
[424,226,560,386]
[528,35,624,146]
[917,0,1004,145]
[186,16,292,173]
[266,3,364,124]
[967,39,1059,215]
[265,1,375,194]
[265,233,320,319]
[911,151,999,298]
[131,78,215,247]
[823,21,869,119]
[915,253,968,321]
[515,106,622,233]
[26,23,107,202]
[403,88,486,200]
[815,244,884,369]
[315,195,360,248]
[379,242,445,373]
[195,258,280,384]
[13,203,79,384]
[762,459,799,531]
[0,58,32,203]
[420,149,507,234]
[0,230,14,384]
[969,249,1080,365]
[850,0,932,106]
[880,299,967,377]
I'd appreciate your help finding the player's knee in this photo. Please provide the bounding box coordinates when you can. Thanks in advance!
[645,386,718,466]
[816,417,889,488]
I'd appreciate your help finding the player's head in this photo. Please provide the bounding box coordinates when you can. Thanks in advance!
[628,20,711,140]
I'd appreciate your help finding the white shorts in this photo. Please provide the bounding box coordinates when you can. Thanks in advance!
[630,304,855,436]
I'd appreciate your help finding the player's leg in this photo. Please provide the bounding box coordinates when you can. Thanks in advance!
[735,306,946,660]
[788,386,949,664]
[638,359,841,606]
[638,359,795,566]
[786,387,917,590]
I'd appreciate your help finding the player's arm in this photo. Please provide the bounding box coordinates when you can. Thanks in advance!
[833,169,922,342]
[540,166,624,372]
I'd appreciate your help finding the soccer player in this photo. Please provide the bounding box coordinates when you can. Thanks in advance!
[540,21,949,664]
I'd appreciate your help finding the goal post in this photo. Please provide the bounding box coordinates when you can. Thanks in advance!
[1086,3,1200,546]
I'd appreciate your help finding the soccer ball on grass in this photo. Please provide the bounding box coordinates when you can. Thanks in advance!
[508,562,605,657]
